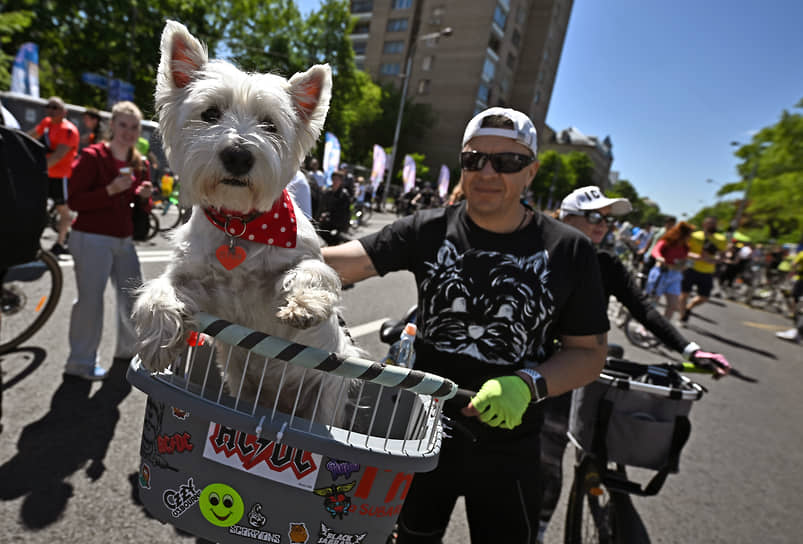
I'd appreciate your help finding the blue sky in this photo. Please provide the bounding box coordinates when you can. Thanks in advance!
[297,0,803,219]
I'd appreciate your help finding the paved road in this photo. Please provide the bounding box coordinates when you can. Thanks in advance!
[1,213,801,543]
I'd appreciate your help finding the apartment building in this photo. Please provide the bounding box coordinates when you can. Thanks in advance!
[350,0,573,174]
[541,124,614,189]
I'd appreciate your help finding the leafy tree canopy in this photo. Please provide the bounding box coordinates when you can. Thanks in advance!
[714,98,803,242]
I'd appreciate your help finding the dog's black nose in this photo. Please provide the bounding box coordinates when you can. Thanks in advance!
[220,144,254,176]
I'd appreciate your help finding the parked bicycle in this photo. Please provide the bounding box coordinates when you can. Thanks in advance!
[0,249,63,353]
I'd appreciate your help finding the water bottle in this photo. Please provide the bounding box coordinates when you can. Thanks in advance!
[383,323,417,368]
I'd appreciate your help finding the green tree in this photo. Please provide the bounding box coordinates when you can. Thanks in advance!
[2,0,227,116]
[0,10,34,90]
[530,150,572,208]
[565,151,595,188]
[351,82,436,174]
[716,98,803,242]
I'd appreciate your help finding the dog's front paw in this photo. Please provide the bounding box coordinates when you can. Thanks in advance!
[277,261,341,329]
[276,291,338,329]
[133,278,190,372]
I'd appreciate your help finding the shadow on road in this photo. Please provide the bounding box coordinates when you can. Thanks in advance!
[0,356,132,528]
[686,324,778,360]
[0,347,47,391]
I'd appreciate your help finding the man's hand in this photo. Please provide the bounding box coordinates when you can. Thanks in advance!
[461,375,531,430]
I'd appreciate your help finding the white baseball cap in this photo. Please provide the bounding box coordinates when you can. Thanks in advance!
[559,185,632,218]
[462,107,538,156]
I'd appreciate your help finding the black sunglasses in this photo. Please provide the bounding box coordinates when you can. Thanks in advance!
[45,104,60,110]
[565,210,617,225]
[460,151,536,174]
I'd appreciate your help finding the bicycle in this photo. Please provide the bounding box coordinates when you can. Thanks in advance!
[563,355,756,544]
[151,184,190,231]
[0,249,64,353]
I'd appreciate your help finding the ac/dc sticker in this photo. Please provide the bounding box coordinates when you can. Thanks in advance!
[157,432,193,454]
[325,459,360,480]
[162,477,201,518]
[288,522,309,543]
[317,522,367,544]
[313,481,356,519]
[203,422,321,490]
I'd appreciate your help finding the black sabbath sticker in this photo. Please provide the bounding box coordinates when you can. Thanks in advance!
[317,522,367,544]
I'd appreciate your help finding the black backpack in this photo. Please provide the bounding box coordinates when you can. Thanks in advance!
[0,127,48,268]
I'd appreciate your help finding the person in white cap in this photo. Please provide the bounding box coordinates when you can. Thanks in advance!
[322,108,610,542]
[535,186,732,543]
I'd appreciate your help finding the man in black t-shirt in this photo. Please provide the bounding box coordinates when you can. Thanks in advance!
[322,107,609,543]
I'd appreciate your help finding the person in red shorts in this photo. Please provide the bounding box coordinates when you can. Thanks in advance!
[28,96,80,255]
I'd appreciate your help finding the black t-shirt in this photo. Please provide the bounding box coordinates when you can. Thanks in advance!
[359,203,609,453]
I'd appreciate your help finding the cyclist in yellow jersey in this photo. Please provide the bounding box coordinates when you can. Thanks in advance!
[679,217,727,323]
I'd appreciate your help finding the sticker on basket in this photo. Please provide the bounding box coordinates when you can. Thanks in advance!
[325,459,360,480]
[227,502,281,542]
[157,432,194,454]
[142,398,178,472]
[313,481,356,519]
[162,477,202,518]
[139,463,152,490]
[203,422,321,490]
[317,522,367,544]
[199,482,245,527]
[288,522,309,543]
[172,407,190,420]
[345,468,412,517]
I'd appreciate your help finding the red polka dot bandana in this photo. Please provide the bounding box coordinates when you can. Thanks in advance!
[203,190,297,249]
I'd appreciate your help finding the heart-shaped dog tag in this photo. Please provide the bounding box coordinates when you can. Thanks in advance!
[216,245,247,270]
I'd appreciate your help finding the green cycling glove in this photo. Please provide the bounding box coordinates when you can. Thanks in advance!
[470,375,531,430]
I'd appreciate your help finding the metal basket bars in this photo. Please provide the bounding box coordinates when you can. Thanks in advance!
[127,312,458,471]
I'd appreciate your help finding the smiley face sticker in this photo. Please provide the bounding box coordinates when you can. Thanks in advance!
[199,483,245,527]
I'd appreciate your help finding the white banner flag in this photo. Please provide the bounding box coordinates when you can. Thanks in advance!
[370,144,386,191]
[322,132,341,187]
[402,154,416,194]
[437,165,450,199]
[10,43,40,98]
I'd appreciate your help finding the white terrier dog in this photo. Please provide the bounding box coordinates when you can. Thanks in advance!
[133,20,358,420]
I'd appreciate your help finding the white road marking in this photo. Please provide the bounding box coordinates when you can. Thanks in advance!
[347,318,387,339]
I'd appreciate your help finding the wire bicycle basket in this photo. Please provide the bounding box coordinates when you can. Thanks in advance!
[127,312,457,543]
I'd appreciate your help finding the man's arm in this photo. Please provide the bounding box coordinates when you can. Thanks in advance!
[322,240,378,285]
[528,333,607,398]
[47,143,72,168]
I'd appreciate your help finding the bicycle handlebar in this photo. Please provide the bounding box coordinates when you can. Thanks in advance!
[675,361,758,383]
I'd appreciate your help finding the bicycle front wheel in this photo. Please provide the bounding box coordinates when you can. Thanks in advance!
[0,250,63,353]
[157,201,183,231]
[623,316,660,349]
[565,458,615,544]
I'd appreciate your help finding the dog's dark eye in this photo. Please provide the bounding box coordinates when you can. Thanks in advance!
[201,106,222,123]
[260,119,277,133]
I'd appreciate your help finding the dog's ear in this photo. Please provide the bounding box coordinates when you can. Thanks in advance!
[288,64,332,124]
[159,20,208,89]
